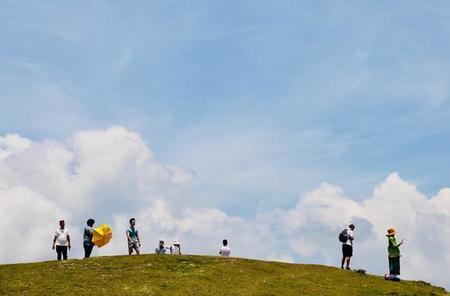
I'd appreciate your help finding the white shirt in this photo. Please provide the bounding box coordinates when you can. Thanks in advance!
[170,245,181,255]
[219,246,231,257]
[344,228,354,246]
[55,228,70,246]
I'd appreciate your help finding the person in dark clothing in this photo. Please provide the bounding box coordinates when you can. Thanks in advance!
[83,218,95,258]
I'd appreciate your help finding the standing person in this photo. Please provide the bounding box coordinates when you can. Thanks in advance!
[219,239,231,257]
[155,239,166,254]
[169,239,182,255]
[52,220,71,260]
[386,228,404,280]
[126,218,140,255]
[83,218,95,258]
[340,224,355,270]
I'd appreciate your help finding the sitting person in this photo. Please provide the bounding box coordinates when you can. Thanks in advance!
[169,239,182,255]
[155,239,166,254]
[219,239,230,257]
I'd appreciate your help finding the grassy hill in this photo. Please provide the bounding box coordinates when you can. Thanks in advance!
[0,255,448,295]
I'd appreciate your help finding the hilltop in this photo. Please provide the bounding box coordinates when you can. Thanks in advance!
[0,255,447,295]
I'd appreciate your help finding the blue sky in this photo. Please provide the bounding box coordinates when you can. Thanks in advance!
[3,1,450,288]
[2,0,450,214]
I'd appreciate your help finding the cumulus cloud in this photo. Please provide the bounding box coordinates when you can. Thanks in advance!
[0,133,31,160]
[0,126,194,261]
[277,174,450,289]
[0,127,449,290]
[0,186,74,263]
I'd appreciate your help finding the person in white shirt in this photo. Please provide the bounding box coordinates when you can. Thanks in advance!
[52,220,71,260]
[219,239,230,257]
[341,224,355,270]
[155,239,167,254]
[169,239,181,255]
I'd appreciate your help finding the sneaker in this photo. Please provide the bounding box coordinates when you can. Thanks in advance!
[346,267,351,270]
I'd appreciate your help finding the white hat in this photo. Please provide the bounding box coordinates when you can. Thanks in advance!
[173,239,180,245]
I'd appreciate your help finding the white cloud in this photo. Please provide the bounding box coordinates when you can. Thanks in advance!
[0,126,194,261]
[0,133,31,160]
[277,173,450,289]
[0,127,449,290]
[0,186,75,263]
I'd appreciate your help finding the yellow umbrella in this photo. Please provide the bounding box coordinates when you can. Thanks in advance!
[92,224,113,248]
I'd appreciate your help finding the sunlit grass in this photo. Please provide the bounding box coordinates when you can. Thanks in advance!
[0,255,447,295]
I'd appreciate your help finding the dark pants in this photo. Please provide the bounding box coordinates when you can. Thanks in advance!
[84,244,94,258]
[389,256,400,275]
[56,245,68,260]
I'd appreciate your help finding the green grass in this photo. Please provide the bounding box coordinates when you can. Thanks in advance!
[0,255,448,295]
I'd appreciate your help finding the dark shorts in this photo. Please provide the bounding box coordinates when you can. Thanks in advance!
[342,244,353,257]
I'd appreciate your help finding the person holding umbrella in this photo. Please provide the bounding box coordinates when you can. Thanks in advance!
[385,228,404,281]
[83,218,95,258]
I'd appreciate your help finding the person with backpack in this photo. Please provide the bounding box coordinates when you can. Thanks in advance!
[52,220,71,260]
[83,218,95,258]
[385,228,404,281]
[126,218,141,255]
[339,224,355,270]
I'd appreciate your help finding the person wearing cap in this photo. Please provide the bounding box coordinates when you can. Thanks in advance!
[341,224,355,270]
[386,228,404,279]
[52,220,71,260]
[219,239,230,257]
[169,239,182,255]
[83,218,95,258]
[155,239,167,254]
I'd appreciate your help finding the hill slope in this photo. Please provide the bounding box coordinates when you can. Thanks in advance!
[0,255,447,295]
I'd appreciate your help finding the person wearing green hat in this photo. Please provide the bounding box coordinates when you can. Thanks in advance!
[385,228,404,280]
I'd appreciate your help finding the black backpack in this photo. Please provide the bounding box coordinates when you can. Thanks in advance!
[338,229,349,243]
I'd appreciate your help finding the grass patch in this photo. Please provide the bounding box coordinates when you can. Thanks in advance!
[0,255,448,295]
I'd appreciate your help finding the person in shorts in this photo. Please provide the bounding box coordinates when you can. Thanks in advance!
[52,220,71,260]
[341,224,355,270]
[126,218,140,255]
